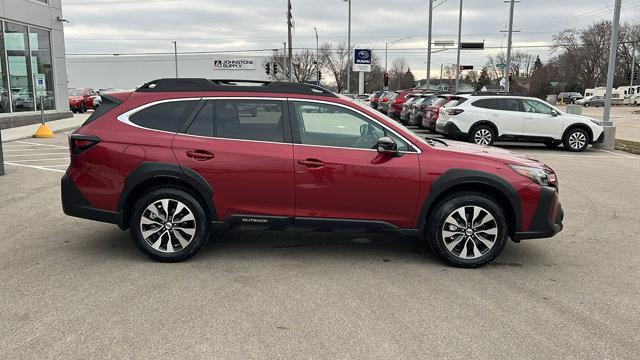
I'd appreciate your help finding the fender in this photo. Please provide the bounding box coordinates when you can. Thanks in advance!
[417,169,521,233]
[117,162,217,227]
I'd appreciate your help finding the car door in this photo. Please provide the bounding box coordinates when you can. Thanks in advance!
[521,99,564,139]
[290,100,421,228]
[487,98,524,136]
[172,98,295,221]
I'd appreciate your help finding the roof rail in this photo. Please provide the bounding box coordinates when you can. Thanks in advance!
[465,91,530,96]
[136,78,337,97]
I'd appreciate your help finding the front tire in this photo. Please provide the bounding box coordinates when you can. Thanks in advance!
[426,192,508,268]
[79,103,87,113]
[129,187,210,262]
[584,102,590,107]
[469,125,496,146]
[563,127,590,152]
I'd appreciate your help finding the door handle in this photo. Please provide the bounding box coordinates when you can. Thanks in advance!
[298,158,325,168]
[186,150,215,161]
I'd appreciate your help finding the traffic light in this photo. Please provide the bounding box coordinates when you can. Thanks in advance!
[384,73,389,88]
[273,63,278,75]
[460,65,473,70]
[509,71,513,82]
[265,62,271,75]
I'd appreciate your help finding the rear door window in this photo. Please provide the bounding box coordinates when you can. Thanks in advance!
[496,98,522,112]
[186,100,214,137]
[129,100,199,132]
[472,98,498,110]
[214,99,286,143]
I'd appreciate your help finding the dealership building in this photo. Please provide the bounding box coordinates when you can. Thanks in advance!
[0,0,71,129]
[67,54,271,90]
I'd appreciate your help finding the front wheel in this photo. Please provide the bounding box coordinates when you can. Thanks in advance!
[426,192,509,268]
[79,103,87,113]
[563,128,590,152]
[129,187,211,262]
[470,125,496,146]
[584,102,590,107]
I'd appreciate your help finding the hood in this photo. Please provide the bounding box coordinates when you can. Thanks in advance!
[440,139,546,167]
[562,112,602,125]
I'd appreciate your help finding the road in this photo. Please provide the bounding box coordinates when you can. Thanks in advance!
[0,129,639,359]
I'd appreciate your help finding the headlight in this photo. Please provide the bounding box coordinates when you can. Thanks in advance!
[589,118,603,126]
[509,165,555,187]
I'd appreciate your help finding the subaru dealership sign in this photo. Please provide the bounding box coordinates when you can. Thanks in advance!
[353,49,372,72]
[213,59,256,70]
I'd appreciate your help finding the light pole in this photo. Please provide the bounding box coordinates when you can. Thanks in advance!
[426,0,433,89]
[503,0,516,93]
[343,0,352,93]
[171,41,178,78]
[314,27,320,84]
[597,0,621,150]
[454,0,463,92]
[385,37,409,90]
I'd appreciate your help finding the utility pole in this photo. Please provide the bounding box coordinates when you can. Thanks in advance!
[503,0,516,93]
[630,44,636,87]
[287,0,293,82]
[344,0,352,94]
[440,63,443,80]
[426,0,433,89]
[172,41,178,78]
[454,0,463,92]
[314,27,320,84]
[598,0,621,150]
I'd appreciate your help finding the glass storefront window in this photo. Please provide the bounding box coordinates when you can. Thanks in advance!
[29,28,55,110]
[5,22,35,112]
[0,23,9,113]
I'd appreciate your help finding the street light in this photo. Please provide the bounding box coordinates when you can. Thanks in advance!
[171,41,178,78]
[314,27,320,84]
[385,37,409,90]
[343,0,351,94]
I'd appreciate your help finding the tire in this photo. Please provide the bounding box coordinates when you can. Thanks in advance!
[129,187,211,262]
[426,192,509,268]
[544,140,561,149]
[406,114,419,126]
[584,102,589,107]
[79,103,86,113]
[562,127,590,152]
[469,124,496,146]
[71,108,77,113]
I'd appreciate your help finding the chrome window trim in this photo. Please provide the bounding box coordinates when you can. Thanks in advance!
[116,96,421,153]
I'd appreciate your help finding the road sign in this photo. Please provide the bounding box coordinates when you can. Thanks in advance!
[496,63,506,68]
[459,42,485,50]
[35,74,46,97]
[550,81,559,86]
[354,49,372,72]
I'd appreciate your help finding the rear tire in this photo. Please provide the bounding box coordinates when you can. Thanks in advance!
[469,125,496,146]
[129,187,210,262]
[563,127,590,152]
[584,102,590,107]
[79,103,87,113]
[426,192,508,268]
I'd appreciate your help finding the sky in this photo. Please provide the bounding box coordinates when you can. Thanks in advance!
[60,0,640,80]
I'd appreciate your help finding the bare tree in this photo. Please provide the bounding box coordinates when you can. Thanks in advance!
[265,49,320,83]
[320,42,350,92]
[390,57,409,90]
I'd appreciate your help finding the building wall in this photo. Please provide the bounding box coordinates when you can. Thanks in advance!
[0,0,69,113]
[67,54,271,90]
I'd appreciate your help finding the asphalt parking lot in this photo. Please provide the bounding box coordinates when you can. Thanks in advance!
[1,127,639,359]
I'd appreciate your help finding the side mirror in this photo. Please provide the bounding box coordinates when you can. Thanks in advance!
[551,109,559,117]
[376,137,401,157]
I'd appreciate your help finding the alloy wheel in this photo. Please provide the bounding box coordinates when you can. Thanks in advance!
[441,205,498,260]
[568,131,587,150]
[140,199,196,253]
[474,129,492,146]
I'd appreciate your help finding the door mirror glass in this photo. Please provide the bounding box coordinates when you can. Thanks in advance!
[376,137,401,156]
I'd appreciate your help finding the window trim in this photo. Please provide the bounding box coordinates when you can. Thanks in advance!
[117,98,202,134]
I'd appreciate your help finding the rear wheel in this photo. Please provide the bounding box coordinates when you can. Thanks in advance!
[426,192,508,268]
[563,127,590,152]
[79,103,87,113]
[129,187,210,262]
[469,125,496,146]
[584,102,590,107]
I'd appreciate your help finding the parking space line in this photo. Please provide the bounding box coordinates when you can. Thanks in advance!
[600,149,636,158]
[13,141,68,149]
[3,162,66,173]
[6,158,69,163]
[3,148,66,152]
[4,152,69,158]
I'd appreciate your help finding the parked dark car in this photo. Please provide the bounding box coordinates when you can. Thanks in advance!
[581,95,605,107]
[399,93,422,123]
[408,94,438,126]
[557,92,583,105]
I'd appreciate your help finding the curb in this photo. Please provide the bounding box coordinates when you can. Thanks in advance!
[1,125,80,143]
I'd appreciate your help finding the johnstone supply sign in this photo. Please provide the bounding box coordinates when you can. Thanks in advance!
[353,49,372,72]
[213,59,256,70]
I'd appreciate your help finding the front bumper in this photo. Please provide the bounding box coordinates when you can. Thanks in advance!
[61,174,123,228]
[514,186,563,240]
[593,131,605,144]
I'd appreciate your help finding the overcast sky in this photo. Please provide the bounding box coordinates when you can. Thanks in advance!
[61,0,640,79]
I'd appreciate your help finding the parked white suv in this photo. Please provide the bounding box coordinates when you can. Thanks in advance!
[435,94,605,152]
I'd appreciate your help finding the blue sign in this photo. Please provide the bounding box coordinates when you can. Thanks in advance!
[354,49,372,65]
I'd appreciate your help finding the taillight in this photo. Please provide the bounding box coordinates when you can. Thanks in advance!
[447,109,464,115]
[394,99,403,104]
[381,98,388,102]
[69,134,101,156]
[373,98,379,103]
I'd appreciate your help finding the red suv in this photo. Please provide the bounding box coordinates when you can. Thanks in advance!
[69,88,100,113]
[61,79,563,267]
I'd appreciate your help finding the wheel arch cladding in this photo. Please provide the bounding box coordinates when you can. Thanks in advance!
[418,169,520,238]
[562,124,593,142]
[470,121,499,136]
[118,162,216,229]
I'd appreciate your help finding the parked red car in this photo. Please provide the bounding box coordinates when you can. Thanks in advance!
[62,79,563,267]
[422,94,455,131]
[69,88,100,113]
[387,90,420,119]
